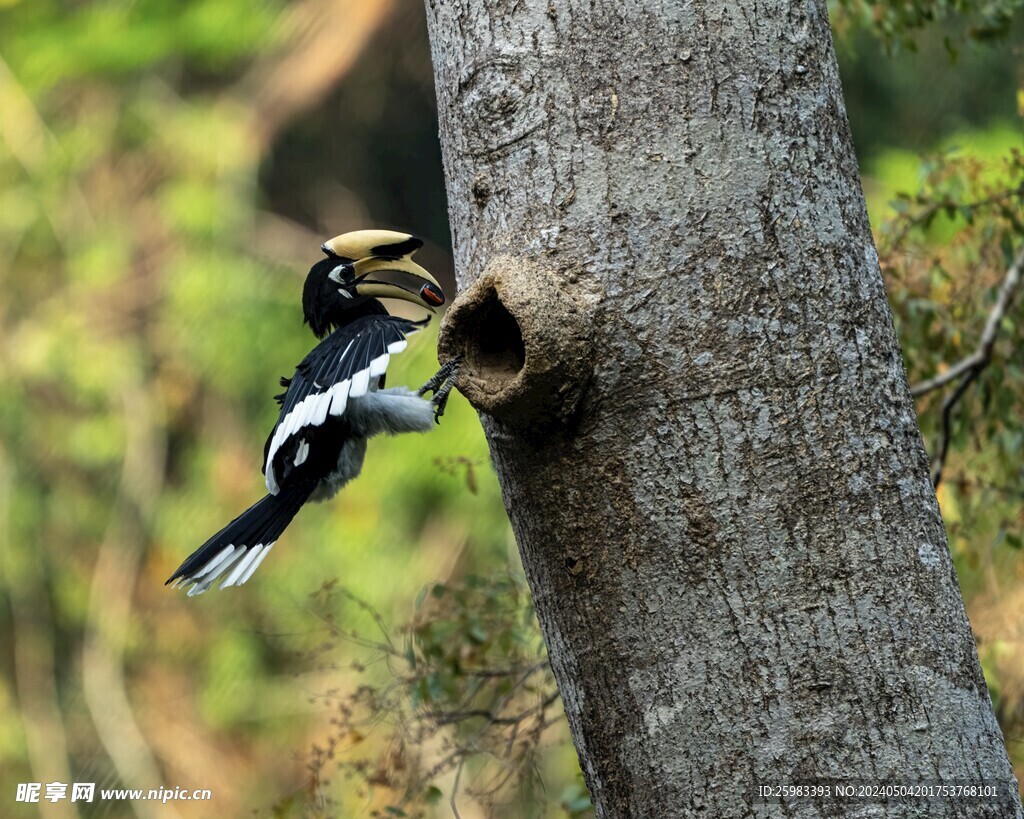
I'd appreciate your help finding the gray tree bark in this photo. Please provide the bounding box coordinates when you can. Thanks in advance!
[423,0,1022,816]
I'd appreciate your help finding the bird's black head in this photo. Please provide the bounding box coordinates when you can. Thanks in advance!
[302,256,381,338]
[302,231,446,338]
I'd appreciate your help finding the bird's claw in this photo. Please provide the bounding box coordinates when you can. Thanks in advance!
[417,355,460,397]
[432,377,456,423]
[419,356,462,423]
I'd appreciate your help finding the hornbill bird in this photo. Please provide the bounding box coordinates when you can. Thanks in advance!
[167,230,459,596]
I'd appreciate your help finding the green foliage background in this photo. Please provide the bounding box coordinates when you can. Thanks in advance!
[0,0,1021,816]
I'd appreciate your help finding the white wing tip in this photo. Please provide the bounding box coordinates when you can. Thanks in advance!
[329,380,350,416]
[369,353,389,377]
[349,368,371,398]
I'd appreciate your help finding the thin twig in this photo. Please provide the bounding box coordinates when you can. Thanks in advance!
[911,244,1024,398]
[922,245,1024,488]
[885,184,1024,255]
[427,690,561,727]
[451,757,465,819]
[946,474,1024,500]
[931,369,981,488]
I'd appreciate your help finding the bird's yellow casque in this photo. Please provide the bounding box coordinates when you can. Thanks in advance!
[320,228,422,261]
[321,229,444,310]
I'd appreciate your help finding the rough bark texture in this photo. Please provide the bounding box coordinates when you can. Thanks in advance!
[423,1,1022,816]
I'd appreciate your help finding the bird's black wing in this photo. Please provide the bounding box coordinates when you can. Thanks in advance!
[263,314,427,494]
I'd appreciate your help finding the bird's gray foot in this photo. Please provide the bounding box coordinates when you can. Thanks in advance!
[419,356,462,423]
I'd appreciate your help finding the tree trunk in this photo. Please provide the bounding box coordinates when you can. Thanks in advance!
[423,0,1022,816]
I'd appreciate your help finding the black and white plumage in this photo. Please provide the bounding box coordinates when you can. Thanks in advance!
[167,230,459,596]
[264,314,431,496]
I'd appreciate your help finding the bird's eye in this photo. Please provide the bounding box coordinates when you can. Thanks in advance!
[327,264,352,284]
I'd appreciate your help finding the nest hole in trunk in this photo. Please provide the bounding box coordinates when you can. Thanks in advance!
[463,287,526,386]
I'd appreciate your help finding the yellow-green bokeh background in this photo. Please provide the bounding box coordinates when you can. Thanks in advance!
[0,1,1022,817]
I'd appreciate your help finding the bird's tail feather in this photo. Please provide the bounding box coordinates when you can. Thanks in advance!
[167,483,315,596]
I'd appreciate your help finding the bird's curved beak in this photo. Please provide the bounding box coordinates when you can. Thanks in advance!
[351,256,446,312]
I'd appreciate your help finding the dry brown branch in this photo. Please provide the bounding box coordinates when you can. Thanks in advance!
[0,451,77,819]
[240,0,396,152]
[912,244,1024,398]
[0,55,95,247]
[918,245,1024,488]
[82,383,171,818]
[884,184,1024,256]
